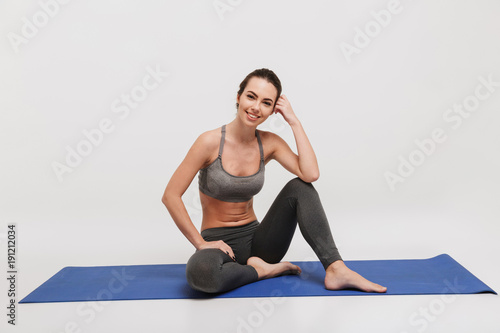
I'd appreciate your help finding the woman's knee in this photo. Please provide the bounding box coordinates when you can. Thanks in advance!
[284,177,317,195]
[186,249,225,293]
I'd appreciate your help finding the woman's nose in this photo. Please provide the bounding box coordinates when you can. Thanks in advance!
[251,101,260,112]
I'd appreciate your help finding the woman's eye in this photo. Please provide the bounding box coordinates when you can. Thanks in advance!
[247,94,254,99]
[264,102,271,106]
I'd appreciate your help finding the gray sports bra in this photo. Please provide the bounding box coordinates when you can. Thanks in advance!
[198,125,265,203]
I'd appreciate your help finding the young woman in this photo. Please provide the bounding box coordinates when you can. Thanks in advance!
[162,68,387,294]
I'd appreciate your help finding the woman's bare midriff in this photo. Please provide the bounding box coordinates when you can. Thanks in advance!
[199,191,257,231]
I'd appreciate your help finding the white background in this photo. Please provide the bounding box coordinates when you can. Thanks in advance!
[1,0,499,332]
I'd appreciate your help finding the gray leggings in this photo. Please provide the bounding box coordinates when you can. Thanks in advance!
[186,177,342,293]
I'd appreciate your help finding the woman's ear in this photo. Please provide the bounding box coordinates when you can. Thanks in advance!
[236,94,240,109]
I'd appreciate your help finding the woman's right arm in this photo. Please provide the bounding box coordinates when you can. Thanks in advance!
[161,133,212,250]
[161,132,237,260]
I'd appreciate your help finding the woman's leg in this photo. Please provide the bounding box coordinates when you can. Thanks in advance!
[251,177,341,268]
[186,248,258,293]
[250,177,386,292]
[186,221,299,294]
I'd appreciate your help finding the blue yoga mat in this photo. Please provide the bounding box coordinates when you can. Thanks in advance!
[20,254,495,303]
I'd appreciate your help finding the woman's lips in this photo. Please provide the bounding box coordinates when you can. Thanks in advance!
[246,111,260,120]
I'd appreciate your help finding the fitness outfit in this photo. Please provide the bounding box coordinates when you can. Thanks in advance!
[186,125,342,293]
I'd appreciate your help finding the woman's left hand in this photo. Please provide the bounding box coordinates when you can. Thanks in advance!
[273,95,299,126]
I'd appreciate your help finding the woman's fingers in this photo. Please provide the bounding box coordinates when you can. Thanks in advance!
[217,240,236,262]
[273,95,297,125]
[199,240,236,261]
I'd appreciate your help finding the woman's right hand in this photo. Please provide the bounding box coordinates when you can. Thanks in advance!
[198,240,236,262]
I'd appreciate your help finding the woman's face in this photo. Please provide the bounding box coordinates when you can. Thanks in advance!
[237,77,278,126]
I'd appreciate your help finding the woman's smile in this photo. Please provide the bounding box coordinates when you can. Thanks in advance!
[245,111,260,121]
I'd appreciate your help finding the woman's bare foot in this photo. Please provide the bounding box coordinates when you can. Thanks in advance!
[247,256,302,280]
[325,260,387,293]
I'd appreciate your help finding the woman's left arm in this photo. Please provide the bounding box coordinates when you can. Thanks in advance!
[270,95,320,183]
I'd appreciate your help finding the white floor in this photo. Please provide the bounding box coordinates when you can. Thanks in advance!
[3,211,499,333]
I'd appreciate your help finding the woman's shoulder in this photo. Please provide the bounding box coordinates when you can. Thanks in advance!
[257,129,288,160]
[257,129,283,145]
[192,126,222,151]
[182,126,223,170]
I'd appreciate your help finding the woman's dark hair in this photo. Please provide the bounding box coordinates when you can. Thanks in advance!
[236,68,282,109]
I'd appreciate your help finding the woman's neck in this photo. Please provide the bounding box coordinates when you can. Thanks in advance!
[226,118,256,144]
